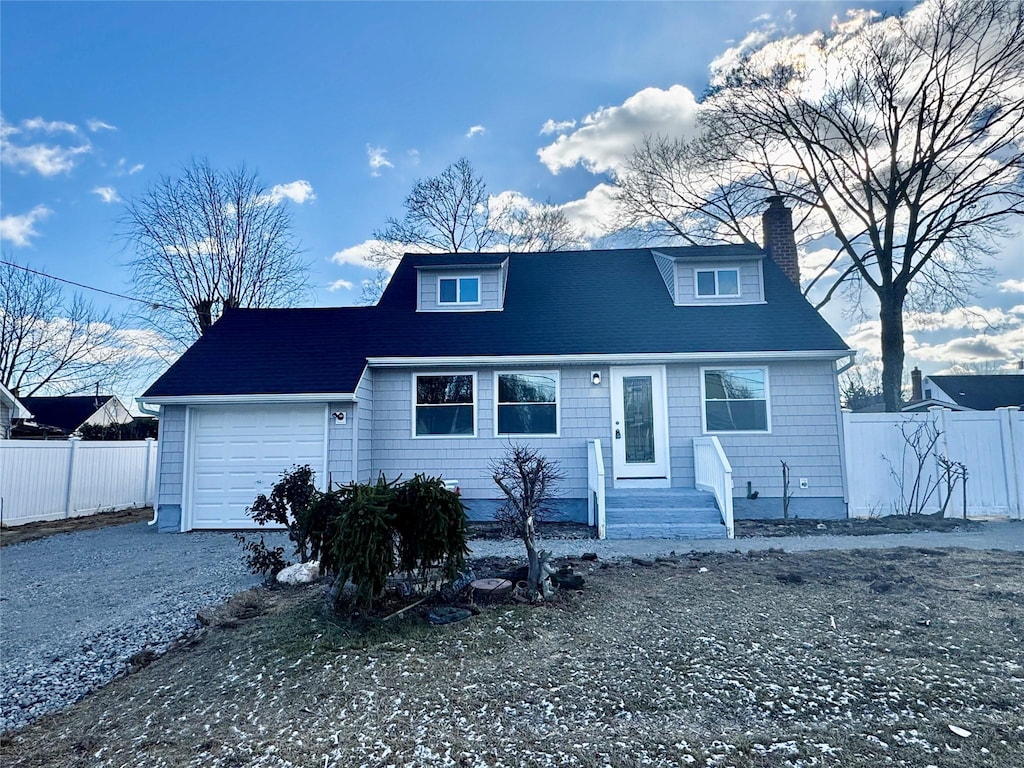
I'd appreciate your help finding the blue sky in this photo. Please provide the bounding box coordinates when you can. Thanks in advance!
[2,1,1021,397]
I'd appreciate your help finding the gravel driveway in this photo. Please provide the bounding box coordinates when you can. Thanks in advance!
[1,518,1020,733]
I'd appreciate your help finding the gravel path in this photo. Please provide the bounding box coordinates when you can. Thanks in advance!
[0,522,289,733]
[1,518,1020,733]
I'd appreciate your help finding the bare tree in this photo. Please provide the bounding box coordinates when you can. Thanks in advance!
[0,259,135,397]
[121,160,309,347]
[362,158,582,303]
[618,0,1024,411]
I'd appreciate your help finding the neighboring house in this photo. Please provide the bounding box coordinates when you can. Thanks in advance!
[140,198,853,537]
[0,384,31,439]
[904,368,1024,412]
[14,395,133,438]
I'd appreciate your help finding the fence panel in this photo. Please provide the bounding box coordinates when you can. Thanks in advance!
[844,408,1020,519]
[0,439,157,526]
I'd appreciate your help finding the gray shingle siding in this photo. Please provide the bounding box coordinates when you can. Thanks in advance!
[157,405,186,508]
[418,268,503,311]
[355,370,374,482]
[0,401,10,439]
[327,402,353,488]
[676,262,763,305]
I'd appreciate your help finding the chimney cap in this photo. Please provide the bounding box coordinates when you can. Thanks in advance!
[765,195,787,207]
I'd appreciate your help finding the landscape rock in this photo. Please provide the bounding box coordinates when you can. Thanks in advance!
[276,560,320,585]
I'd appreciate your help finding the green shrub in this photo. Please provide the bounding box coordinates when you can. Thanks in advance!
[391,474,470,582]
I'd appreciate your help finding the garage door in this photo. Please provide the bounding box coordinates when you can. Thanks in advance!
[189,404,326,529]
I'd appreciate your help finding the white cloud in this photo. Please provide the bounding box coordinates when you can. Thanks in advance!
[327,278,354,292]
[263,180,316,205]
[0,205,53,246]
[540,118,577,135]
[407,149,421,165]
[558,183,622,239]
[87,119,117,132]
[367,145,394,176]
[537,85,701,175]
[998,279,1024,293]
[466,125,486,139]
[904,305,1022,333]
[115,158,145,176]
[22,116,79,134]
[912,328,1024,365]
[91,186,122,204]
[330,240,385,270]
[1,137,92,176]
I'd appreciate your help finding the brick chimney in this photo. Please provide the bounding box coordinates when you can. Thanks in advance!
[911,366,923,402]
[761,196,800,287]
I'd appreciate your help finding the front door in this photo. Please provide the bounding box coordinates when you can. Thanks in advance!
[610,366,670,486]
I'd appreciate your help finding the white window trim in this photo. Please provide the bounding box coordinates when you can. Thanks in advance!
[694,267,741,298]
[493,370,560,437]
[412,371,478,438]
[437,274,482,306]
[699,365,772,434]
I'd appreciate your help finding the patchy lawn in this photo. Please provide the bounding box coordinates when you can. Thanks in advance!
[736,514,988,538]
[0,508,152,547]
[2,547,1022,768]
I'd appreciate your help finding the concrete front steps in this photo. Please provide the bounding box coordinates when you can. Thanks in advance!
[604,487,727,539]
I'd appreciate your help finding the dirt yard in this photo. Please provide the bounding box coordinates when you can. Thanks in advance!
[0,508,152,547]
[2,547,1021,768]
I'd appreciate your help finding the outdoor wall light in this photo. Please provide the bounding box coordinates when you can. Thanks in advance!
[591,371,601,386]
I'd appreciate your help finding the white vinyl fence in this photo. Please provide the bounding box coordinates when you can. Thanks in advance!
[0,438,158,526]
[843,407,1023,519]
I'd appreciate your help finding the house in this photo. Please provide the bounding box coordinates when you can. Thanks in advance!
[14,394,133,438]
[904,368,1024,412]
[0,384,31,439]
[140,198,853,537]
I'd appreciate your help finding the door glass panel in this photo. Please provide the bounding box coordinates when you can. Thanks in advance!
[623,376,655,463]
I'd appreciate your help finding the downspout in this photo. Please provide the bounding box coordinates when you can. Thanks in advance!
[836,353,857,376]
[135,398,161,526]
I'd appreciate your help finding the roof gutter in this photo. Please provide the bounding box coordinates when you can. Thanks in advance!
[836,353,857,375]
[138,392,358,406]
[366,350,852,368]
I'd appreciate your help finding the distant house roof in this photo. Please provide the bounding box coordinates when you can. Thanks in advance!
[0,383,31,419]
[18,395,115,433]
[143,246,849,399]
[924,375,1024,411]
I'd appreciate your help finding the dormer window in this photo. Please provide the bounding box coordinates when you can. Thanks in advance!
[438,276,480,305]
[695,268,739,298]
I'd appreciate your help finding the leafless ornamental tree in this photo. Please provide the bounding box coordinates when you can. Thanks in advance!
[362,158,582,302]
[618,0,1024,411]
[0,259,132,397]
[122,160,309,347]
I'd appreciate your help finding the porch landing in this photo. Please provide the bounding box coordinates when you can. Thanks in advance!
[604,488,727,540]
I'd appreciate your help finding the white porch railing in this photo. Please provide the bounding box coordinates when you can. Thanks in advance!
[587,438,606,539]
[694,436,734,538]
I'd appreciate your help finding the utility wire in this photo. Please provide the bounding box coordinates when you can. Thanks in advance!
[0,259,175,310]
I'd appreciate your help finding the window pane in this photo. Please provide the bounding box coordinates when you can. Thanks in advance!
[718,269,739,295]
[417,375,473,404]
[704,370,765,400]
[498,404,557,435]
[623,376,655,463]
[459,277,479,303]
[696,270,716,296]
[705,400,767,431]
[498,373,556,403]
[416,405,474,435]
[439,278,457,303]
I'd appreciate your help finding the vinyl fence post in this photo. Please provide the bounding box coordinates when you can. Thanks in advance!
[997,407,1021,519]
[143,437,156,504]
[64,436,81,519]
[928,406,950,515]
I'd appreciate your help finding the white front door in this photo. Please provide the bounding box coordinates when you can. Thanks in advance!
[610,366,670,486]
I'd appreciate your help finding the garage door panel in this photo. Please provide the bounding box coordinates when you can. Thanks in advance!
[189,404,326,530]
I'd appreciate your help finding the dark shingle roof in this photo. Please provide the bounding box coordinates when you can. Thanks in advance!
[19,395,113,432]
[143,247,848,398]
[928,375,1024,410]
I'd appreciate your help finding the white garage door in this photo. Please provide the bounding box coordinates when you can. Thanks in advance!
[189,404,326,529]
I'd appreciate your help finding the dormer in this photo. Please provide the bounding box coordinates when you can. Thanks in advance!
[415,255,509,312]
[652,245,767,306]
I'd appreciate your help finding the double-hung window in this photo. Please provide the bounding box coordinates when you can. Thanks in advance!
[496,372,558,436]
[703,368,769,432]
[695,268,740,298]
[415,374,475,436]
[438,276,480,305]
